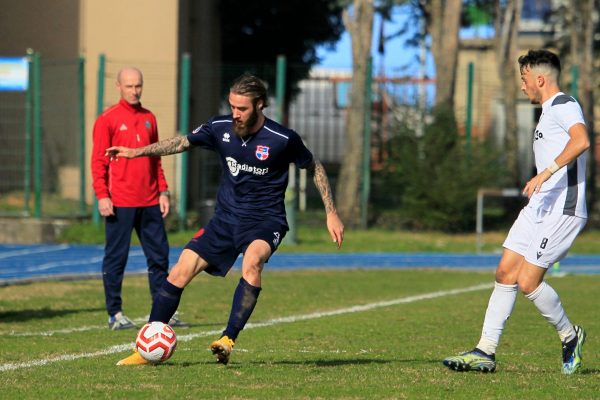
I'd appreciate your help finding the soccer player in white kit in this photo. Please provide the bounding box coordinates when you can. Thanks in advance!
[443,49,590,374]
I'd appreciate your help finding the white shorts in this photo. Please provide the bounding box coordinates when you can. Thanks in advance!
[503,206,586,268]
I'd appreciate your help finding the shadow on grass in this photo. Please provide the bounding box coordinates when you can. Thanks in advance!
[271,358,391,367]
[175,361,220,368]
[169,359,392,369]
[177,322,226,329]
[0,307,104,323]
[580,369,600,375]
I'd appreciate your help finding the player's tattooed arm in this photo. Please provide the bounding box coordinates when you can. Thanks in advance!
[106,136,191,159]
[307,158,344,248]
[308,159,337,214]
[135,136,191,157]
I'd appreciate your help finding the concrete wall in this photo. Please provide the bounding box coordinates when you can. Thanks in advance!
[0,0,79,58]
[0,218,69,243]
[455,39,499,140]
[80,0,179,204]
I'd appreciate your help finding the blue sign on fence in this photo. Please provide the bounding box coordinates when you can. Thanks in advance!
[0,57,29,91]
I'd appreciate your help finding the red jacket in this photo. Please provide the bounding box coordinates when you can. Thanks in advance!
[91,99,168,207]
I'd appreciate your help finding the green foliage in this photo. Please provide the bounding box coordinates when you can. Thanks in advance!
[462,1,494,27]
[373,104,508,232]
[218,0,345,103]
[58,221,106,244]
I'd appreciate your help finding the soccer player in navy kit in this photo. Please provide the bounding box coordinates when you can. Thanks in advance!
[443,50,589,374]
[109,73,344,365]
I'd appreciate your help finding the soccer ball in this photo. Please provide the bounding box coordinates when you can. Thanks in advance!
[135,321,177,363]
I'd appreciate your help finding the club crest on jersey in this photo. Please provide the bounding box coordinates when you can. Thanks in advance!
[256,145,270,161]
[222,133,230,142]
[145,120,151,130]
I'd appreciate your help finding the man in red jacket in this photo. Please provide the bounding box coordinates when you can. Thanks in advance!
[91,67,182,330]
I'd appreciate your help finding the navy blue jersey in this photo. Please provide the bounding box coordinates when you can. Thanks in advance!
[187,115,313,226]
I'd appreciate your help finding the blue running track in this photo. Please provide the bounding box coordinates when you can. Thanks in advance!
[1,244,600,285]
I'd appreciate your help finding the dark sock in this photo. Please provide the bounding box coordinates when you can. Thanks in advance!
[563,335,578,346]
[474,347,495,360]
[149,280,184,324]
[223,277,261,341]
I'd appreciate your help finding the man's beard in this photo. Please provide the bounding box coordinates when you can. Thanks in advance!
[233,107,259,137]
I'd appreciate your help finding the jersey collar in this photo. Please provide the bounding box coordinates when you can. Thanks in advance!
[119,98,144,113]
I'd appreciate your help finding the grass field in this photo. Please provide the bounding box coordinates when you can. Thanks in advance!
[1,269,598,399]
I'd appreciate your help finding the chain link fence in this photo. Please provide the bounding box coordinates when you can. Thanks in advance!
[0,55,86,218]
[0,54,431,223]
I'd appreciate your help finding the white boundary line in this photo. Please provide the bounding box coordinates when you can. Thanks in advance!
[0,282,493,372]
[4,317,163,337]
[0,244,70,260]
[6,325,107,337]
[0,250,145,275]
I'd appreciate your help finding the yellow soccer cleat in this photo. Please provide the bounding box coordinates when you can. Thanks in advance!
[210,336,235,365]
[116,350,150,366]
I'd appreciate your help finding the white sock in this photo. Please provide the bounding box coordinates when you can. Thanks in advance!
[476,282,518,355]
[525,281,575,343]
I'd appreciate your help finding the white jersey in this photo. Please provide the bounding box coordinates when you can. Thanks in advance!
[527,92,587,218]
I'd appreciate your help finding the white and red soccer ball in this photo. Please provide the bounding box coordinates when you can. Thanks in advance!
[135,321,177,363]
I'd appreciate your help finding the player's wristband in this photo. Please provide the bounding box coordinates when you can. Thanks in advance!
[547,161,560,175]
[160,190,170,197]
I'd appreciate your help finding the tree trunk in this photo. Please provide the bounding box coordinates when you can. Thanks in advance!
[336,0,374,226]
[578,0,596,216]
[496,0,522,186]
[420,0,462,108]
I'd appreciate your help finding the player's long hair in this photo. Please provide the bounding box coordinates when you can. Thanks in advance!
[230,73,269,109]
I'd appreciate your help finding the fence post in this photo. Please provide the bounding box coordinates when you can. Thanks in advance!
[465,62,474,158]
[24,49,34,216]
[570,65,579,99]
[276,55,295,245]
[92,53,106,226]
[177,53,191,231]
[32,51,42,218]
[360,56,373,229]
[78,56,86,216]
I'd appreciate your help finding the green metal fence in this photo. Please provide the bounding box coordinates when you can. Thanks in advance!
[0,52,87,218]
[0,52,428,227]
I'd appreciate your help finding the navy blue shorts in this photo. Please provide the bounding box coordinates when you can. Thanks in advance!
[184,217,288,277]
